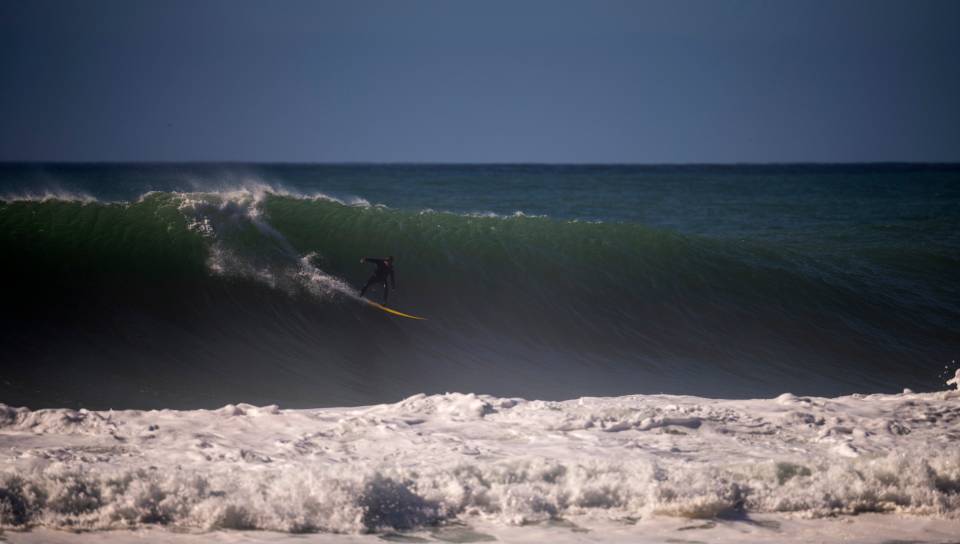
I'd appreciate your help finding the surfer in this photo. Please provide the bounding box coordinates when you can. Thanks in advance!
[359,256,396,303]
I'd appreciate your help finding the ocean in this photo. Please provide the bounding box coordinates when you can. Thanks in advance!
[2,163,960,540]
[1,163,958,409]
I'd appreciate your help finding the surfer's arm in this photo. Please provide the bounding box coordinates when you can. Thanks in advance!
[389,269,396,289]
[362,257,385,265]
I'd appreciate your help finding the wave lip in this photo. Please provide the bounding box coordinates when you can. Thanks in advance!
[0,188,98,203]
[1,388,959,534]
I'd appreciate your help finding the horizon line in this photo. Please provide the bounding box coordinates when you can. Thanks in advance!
[2,160,960,167]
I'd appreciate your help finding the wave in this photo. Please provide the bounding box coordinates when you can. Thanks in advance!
[1,188,958,409]
[1,389,959,534]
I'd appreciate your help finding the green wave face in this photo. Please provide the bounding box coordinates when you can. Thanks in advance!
[1,191,957,409]
[1,195,209,282]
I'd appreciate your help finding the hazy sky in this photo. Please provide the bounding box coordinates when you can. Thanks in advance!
[1,0,958,162]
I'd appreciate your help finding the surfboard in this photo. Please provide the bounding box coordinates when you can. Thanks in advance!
[364,299,427,320]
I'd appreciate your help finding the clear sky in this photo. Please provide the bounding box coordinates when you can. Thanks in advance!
[1,0,958,163]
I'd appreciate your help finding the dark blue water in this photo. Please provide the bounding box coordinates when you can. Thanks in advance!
[1,163,958,408]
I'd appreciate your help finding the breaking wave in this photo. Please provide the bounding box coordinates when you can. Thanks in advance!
[1,389,959,533]
[1,186,958,408]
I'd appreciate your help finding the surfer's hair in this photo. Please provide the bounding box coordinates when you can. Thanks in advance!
[388,255,394,261]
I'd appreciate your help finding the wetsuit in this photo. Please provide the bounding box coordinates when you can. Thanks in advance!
[359,258,396,303]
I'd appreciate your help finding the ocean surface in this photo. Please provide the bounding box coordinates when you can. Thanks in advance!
[1,163,958,409]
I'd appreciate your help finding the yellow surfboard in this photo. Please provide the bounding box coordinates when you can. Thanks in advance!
[365,299,427,320]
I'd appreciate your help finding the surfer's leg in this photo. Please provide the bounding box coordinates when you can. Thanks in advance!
[359,276,377,297]
[382,281,389,303]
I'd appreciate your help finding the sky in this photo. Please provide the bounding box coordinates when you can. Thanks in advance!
[1,0,958,163]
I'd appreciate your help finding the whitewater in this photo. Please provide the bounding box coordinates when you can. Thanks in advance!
[2,375,960,543]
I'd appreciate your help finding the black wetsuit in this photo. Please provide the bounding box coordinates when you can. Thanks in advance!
[359,258,396,303]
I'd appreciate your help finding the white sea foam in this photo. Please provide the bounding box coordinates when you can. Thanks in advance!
[296,253,361,300]
[2,180,569,227]
[0,189,98,203]
[1,388,959,540]
[465,210,547,219]
[165,186,360,301]
[178,177,374,209]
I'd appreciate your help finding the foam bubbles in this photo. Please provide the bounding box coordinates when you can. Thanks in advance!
[2,388,959,535]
